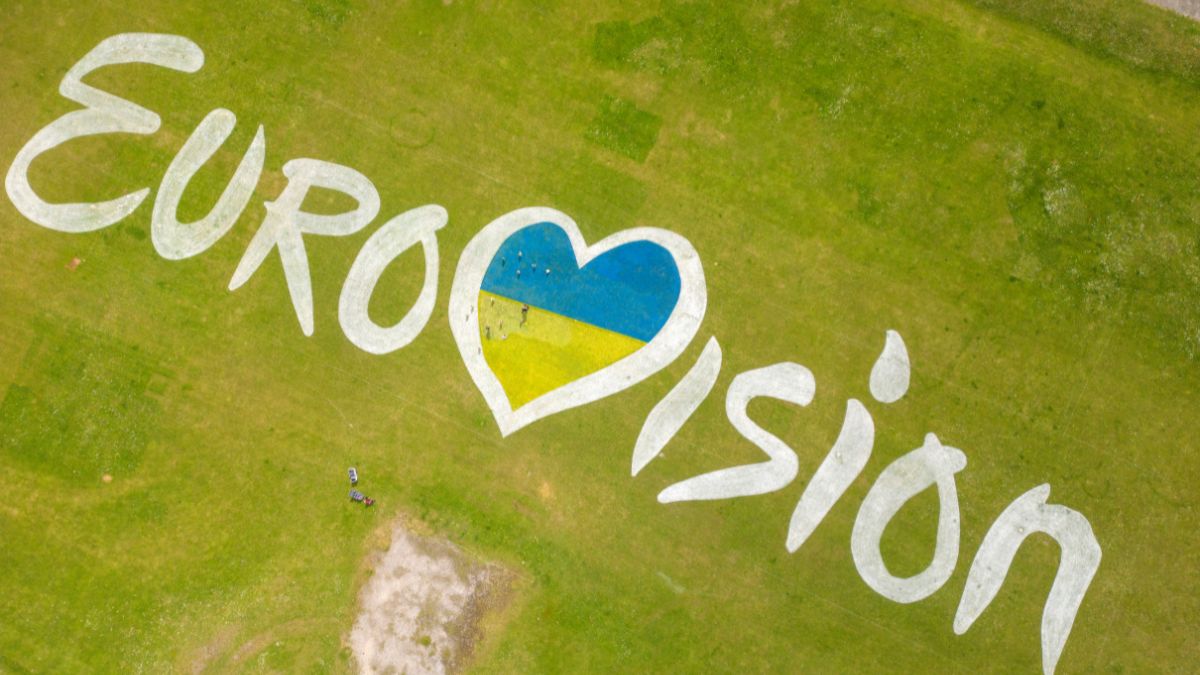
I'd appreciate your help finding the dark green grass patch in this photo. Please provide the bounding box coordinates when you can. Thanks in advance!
[0,321,164,484]
[584,95,662,162]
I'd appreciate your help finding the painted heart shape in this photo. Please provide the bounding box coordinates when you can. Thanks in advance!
[450,207,706,436]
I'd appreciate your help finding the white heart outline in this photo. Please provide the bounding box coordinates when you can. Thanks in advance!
[449,207,707,437]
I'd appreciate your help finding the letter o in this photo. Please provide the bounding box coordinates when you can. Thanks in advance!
[338,205,447,354]
[850,433,967,603]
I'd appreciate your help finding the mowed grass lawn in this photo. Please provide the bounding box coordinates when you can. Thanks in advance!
[1,0,1198,672]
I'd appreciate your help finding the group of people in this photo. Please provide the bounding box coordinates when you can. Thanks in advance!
[482,250,548,341]
[348,467,375,507]
[482,300,531,342]
[501,250,552,280]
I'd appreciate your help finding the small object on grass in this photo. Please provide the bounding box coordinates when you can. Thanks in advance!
[349,467,358,485]
[364,497,375,507]
[101,473,113,483]
[66,257,83,271]
[350,489,365,502]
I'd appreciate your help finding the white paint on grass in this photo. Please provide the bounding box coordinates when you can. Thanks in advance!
[8,33,1108,671]
[5,33,204,232]
[851,433,966,603]
[869,329,910,404]
[786,398,874,552]
[658,362,814,503]
[339,205,447,354]
[631,337,722,476]
[449,207,706,436]
[954,484,1102,675]
[152,108,265,259]
[229,159,381,336]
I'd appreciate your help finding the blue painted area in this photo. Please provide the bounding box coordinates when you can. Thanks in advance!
[481,222,681,342]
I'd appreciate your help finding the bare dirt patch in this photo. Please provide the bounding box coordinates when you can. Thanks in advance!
[349,521,517,674]
[1147,1,1200,21]
[186,624,239,674]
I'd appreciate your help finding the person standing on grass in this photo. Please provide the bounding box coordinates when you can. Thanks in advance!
[521,304,529,326]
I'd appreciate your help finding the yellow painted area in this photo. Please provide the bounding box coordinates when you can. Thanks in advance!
[478,290,645,409]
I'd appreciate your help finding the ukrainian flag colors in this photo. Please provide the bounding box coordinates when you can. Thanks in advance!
[478,292,645,408]
[477,222,682,408]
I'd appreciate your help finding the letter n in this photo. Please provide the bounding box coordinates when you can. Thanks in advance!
[954,484,1102,675]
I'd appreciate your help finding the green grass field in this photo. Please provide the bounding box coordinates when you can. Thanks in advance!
[2,0,1198,672]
